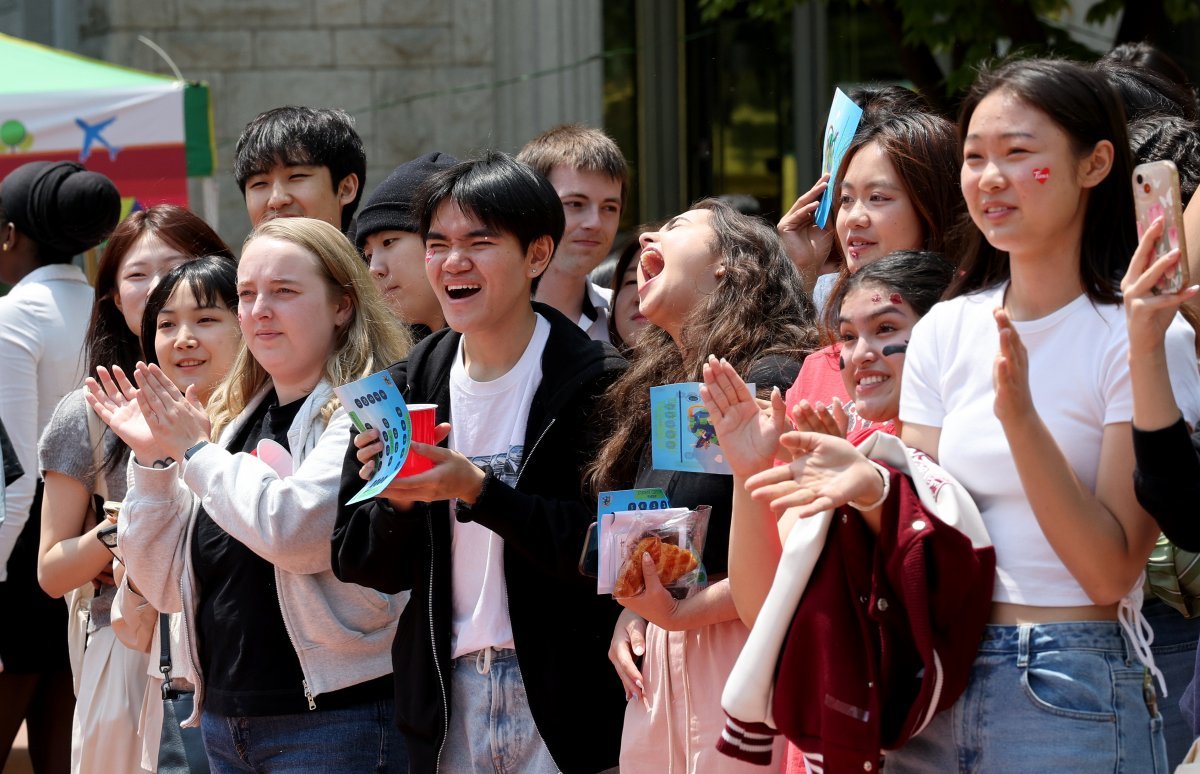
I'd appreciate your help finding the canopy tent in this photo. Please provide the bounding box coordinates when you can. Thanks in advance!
[0,32,215,223]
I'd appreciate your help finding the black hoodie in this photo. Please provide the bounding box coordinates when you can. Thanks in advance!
[331,303,627,773]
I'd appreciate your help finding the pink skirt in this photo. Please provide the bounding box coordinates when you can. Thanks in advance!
[620,617,786,773]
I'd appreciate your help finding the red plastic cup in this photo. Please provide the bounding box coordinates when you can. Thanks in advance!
[399,404,437,476]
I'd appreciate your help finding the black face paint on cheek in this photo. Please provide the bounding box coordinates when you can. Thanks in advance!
[838,355,846,370]
[882,342,908,357]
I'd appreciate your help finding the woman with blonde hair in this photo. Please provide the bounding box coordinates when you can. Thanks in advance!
[87,217,412,773]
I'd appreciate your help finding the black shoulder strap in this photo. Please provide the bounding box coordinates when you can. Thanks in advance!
[159,612,172,677]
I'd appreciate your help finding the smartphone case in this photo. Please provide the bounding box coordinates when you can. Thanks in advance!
[1133,160,1189,293]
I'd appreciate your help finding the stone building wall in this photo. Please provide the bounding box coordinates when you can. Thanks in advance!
[3,0,603,247]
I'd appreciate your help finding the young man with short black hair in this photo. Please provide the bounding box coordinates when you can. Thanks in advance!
[517,124,627,342]
[332,151,625,773]
[234,106,366,232]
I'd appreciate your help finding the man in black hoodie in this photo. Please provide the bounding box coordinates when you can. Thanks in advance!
[332,151,626,773]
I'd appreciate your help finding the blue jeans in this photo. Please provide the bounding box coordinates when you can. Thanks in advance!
[201,698,407,773]
[441,647,558,773]
[1143,597,1200,767]
[884,622,1167,773]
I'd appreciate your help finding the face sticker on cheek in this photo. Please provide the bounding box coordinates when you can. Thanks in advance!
[425,248,436,263]
[1032,167,1050,184]
[881,341,908,357]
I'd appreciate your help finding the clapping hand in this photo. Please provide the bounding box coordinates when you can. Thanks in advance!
[790,397,849,438]
[744,431,882,520]
[132,362,210,462]
[85,365,168,464]
[700,355,788,478]
[992,309,1035,428]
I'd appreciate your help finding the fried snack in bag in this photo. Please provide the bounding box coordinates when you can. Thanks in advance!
[613,536,700,597]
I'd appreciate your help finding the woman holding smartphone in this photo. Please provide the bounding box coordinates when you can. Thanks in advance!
[90,217,411,773]
[744,58,1200,771]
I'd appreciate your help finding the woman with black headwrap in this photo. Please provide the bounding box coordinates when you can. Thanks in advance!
[0,160,119,773]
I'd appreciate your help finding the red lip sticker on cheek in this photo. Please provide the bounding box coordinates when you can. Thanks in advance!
[1032,167,1050,184]
[425,249,436,263]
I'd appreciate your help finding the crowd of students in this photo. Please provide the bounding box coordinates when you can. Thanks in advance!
[0,42,1199,774]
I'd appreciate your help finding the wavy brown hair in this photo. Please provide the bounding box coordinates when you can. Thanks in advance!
[586,199,819,492]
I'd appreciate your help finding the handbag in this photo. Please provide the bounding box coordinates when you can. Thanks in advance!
[1146,533,1200,618]
[157,613,210,773]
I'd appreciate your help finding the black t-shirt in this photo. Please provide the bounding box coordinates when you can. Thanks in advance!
[192,391,390,716]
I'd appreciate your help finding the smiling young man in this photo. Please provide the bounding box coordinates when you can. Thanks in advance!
[517,124,627,342]
[234,106,366,232]
[331,151,626,773]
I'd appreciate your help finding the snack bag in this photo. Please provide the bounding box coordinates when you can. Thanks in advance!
[600,506,711,598]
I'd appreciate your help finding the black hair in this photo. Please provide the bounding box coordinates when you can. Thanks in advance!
[835,250,955,320]
[233,106,367,231]
[949,58,1135,305]
[1128,115,1200,208]
[1093,59,1199,123]
[140,255,239,367]
[1102,42,1198,119]
[848,84,935,121]
[415,150,565,293]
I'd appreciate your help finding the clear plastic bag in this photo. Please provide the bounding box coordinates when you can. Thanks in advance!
[598,505,711,598]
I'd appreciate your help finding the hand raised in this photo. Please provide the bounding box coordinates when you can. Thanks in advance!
[992,308,1035,427]
[85,365,164,461]
[790,397,849,439]
[133,362,210,461]
[777,174,835,286]
[700,355,788,477]
[1122,216,1199,353]
[744,431,880,518]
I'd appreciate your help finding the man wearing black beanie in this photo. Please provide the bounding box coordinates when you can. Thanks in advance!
[356,151,458,341]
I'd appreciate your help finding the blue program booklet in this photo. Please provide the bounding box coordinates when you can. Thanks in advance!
[814,87,864,228]
[334,370,413,505]
[649,382,752,475]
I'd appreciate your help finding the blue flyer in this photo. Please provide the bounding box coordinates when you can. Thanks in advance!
[814,88,864,228]
[649,382,752,475]
[334,370,413,504]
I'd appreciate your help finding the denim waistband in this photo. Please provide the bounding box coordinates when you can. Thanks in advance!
[978,621,1131,658]
[454,646,517,675]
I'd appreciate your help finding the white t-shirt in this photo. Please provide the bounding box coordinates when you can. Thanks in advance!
[448,314,551,657]
[900,283,1200,606]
